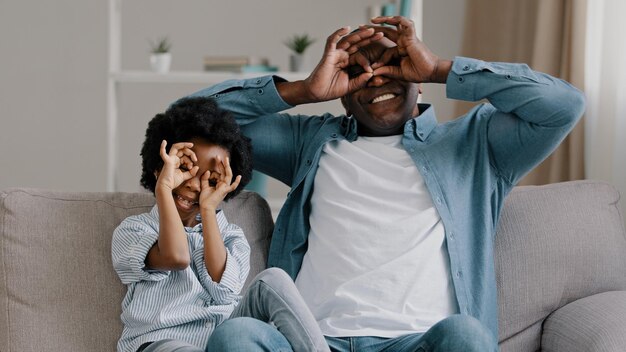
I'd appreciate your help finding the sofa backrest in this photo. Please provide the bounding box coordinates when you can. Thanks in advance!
[495,181,626,351]
[1,181,625,352]
[0,189,272,352]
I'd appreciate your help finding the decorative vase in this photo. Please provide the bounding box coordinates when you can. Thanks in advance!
[149,53,171,74]
[289,54,305,72]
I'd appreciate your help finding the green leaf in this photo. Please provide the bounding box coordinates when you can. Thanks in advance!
[148,37,172,54]
[284,34,315,54]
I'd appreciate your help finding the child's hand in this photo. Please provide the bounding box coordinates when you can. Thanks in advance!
[199,156,242,211]
[156,140,199,192]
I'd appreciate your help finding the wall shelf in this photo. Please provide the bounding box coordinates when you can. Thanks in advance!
[106,0,422,192]
[111,70,309,84]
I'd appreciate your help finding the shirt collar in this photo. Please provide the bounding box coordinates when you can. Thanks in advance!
[343,103,438,142]
[342,115,359,141]
[405,103,438,141]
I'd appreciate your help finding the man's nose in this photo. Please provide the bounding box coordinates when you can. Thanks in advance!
[367,75,391,87]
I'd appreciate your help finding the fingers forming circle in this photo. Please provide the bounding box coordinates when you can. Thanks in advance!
[325,26,351,52]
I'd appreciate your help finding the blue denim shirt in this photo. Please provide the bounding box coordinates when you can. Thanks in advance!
[188,57,585,339]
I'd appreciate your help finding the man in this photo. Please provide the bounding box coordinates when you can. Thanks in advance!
[194,16,584,351]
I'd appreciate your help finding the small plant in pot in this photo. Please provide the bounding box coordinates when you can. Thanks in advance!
[149,37,172,74]
[284,34,315,72]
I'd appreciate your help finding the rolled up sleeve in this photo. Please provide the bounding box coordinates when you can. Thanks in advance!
[111,214,169,285]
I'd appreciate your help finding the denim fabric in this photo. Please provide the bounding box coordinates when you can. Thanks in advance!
[140,269,325,352]
[187,56,585,340]
[325,315,497,352]
[207,317,293,352]
[140,340,202,352]
[230,268,329,352]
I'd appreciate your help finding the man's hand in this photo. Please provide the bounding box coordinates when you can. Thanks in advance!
[300,27,383,102]
[277,26,384,106]
[199,156,241,212]
[368,16,451,84]
[155,140,199,192]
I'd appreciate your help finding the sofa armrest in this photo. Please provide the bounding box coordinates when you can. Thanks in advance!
[541,291,626,351]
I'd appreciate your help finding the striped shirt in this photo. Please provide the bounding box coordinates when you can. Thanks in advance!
[111,205,250,352]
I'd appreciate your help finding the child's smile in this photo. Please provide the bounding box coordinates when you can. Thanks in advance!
[173,139,229,226]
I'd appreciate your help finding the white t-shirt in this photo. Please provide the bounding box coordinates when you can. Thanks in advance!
[295,135,458,337]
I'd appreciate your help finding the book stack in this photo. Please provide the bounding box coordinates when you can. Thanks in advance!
[368,0,413,21]
[203,56,278,73]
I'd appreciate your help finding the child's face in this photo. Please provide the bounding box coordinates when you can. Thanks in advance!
[171,138,230,225]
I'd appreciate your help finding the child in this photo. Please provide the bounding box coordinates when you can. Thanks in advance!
[111,97,329,352]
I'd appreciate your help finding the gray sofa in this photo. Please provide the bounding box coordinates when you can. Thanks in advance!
[1,180,626,352]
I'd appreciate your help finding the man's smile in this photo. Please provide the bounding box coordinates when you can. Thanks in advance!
[370,93,397,104]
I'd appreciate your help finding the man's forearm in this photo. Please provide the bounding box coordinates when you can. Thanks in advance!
[446,57,584,127]
[275,80,316,106]
[430,59,453,84]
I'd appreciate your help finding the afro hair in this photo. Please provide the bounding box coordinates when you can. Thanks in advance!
[140,96,253,201]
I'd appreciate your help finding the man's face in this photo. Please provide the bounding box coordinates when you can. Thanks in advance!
[341,39,420,137]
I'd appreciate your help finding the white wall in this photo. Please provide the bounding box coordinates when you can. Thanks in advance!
[0,0,108,192]
[422,0,467,122]
[0,0,465,194]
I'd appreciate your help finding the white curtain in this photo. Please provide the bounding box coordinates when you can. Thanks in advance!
[584,0,626,222]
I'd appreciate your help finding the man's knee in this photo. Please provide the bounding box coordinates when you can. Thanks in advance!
[249,267,295,297]
[208,317,292,351]
[427,315,497,352]
[255,267,292,286]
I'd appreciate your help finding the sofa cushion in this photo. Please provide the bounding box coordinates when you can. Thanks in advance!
[495,181,626,351]
[541,291,626,352]
[0,189,272,352]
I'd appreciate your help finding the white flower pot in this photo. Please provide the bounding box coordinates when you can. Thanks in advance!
[150,53,171,74]
[289,54,305,72]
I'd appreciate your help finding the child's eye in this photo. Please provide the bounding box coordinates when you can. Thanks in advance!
[209,180,217,187]
[180,165,189,171]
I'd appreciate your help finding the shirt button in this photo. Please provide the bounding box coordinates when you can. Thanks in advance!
[456,271,463,278]
[462,65,470,71]
[436,197,442,204]
[205,321,211,328]
[449,232,455,240]
[458,77,464,83]
[258,89,264,94]
[331,133,338,138]
[256,79,262,84]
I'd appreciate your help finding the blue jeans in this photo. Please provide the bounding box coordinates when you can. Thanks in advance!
[209,314,497,352]
[325,315,498,352]
[209,268,328,352]
[143,268,327,352]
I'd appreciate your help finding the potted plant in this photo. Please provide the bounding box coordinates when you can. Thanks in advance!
[149,37,172,74]
[284,34,315,72]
